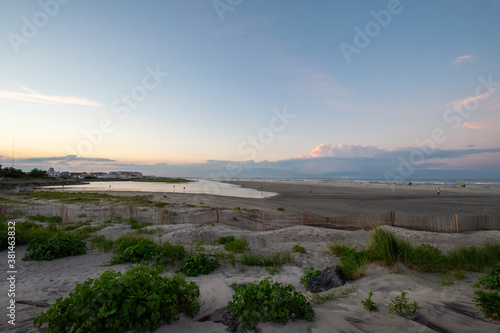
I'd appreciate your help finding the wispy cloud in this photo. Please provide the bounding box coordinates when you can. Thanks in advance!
[447,86,500,111]
[453,54,476,67]
[10,155,115,164]
[0,85,102,107]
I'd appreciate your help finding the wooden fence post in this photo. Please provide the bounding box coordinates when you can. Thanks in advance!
[1,204,6,216]
[390,210,395,227]
[160,209,164,225]
[303,211,308,225]
[129,206,133,219]
[216,208,219,224]
[262,212,266,231]
[360,213,364,230]
[455,214,459,233]
[482,214,485,230]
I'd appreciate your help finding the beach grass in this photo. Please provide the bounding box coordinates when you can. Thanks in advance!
[331,228,500,280]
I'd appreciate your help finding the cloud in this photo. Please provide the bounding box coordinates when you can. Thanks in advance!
[447,86,500,112]
[0,85,102,107]
[10,155,115,164]
[453,54,476,67]
[300,143,384,158]
[5,147,500,180]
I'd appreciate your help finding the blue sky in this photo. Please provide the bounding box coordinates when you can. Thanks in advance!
[0,0,499,179]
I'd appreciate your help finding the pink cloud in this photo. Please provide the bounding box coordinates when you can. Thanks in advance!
[453,54,476,67]
[302,143,382,158]
[447,86,500,112]
[461,120,500,130]
[0,85,102,107]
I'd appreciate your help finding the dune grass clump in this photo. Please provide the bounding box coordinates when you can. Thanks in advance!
[34,266,200,332]
[23,233,86,261]
[212,235,236,245]
[224,238,248,253]
[111,235,185,266]
[330,228,500,280]
[90,235,115,252]
[292,243,306,253]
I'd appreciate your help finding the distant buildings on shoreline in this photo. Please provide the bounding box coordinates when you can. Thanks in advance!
[47,168,148,180]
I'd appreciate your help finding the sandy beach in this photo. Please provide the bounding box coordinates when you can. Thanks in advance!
[1,181,500,332]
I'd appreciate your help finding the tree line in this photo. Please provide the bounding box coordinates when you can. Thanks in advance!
[0,167,47,179]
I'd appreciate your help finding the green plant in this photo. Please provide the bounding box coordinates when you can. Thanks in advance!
[473,264,500,320]
[300,267,321,287]
[388,291,420,317]
[453,269,466,280]
[361,291,379,311]
[292,243,306,253]
[212,235,236,245]
[154,202,167,208]
[112,236,185,266]
[33,266,200,332]
[438,273,454,286]
[224,238,248,253]
[23,233,86,261]
[233,207,241,212]
[90,235,114,252]
[176,253,219,277]
[277,207,285,211]
[195,240,205,252]
[227,278,315,329]
[127,218,153,230]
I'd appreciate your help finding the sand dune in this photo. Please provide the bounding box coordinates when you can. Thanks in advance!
[2,221,500,333]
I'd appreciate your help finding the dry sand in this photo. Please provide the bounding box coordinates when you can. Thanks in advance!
[1,181,500,332]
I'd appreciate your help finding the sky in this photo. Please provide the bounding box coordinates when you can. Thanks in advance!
[0,0,499,180]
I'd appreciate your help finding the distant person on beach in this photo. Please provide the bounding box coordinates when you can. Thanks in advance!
[437,188,441,196]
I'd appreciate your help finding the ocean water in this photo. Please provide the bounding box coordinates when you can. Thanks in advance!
[41,180,277,199]
[227,178,500,189]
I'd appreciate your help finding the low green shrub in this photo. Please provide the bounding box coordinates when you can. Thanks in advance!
[23,233,86,261]
[176,253,219,276]
[300,267,321,287]
[227,278,315,329]
[33,266,200,332]
[474,264,500,320]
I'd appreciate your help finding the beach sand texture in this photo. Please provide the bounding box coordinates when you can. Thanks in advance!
[1,181,499,332]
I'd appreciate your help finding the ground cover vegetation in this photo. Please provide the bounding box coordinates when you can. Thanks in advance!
[227,278,315,329]
[33,265,200,332]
